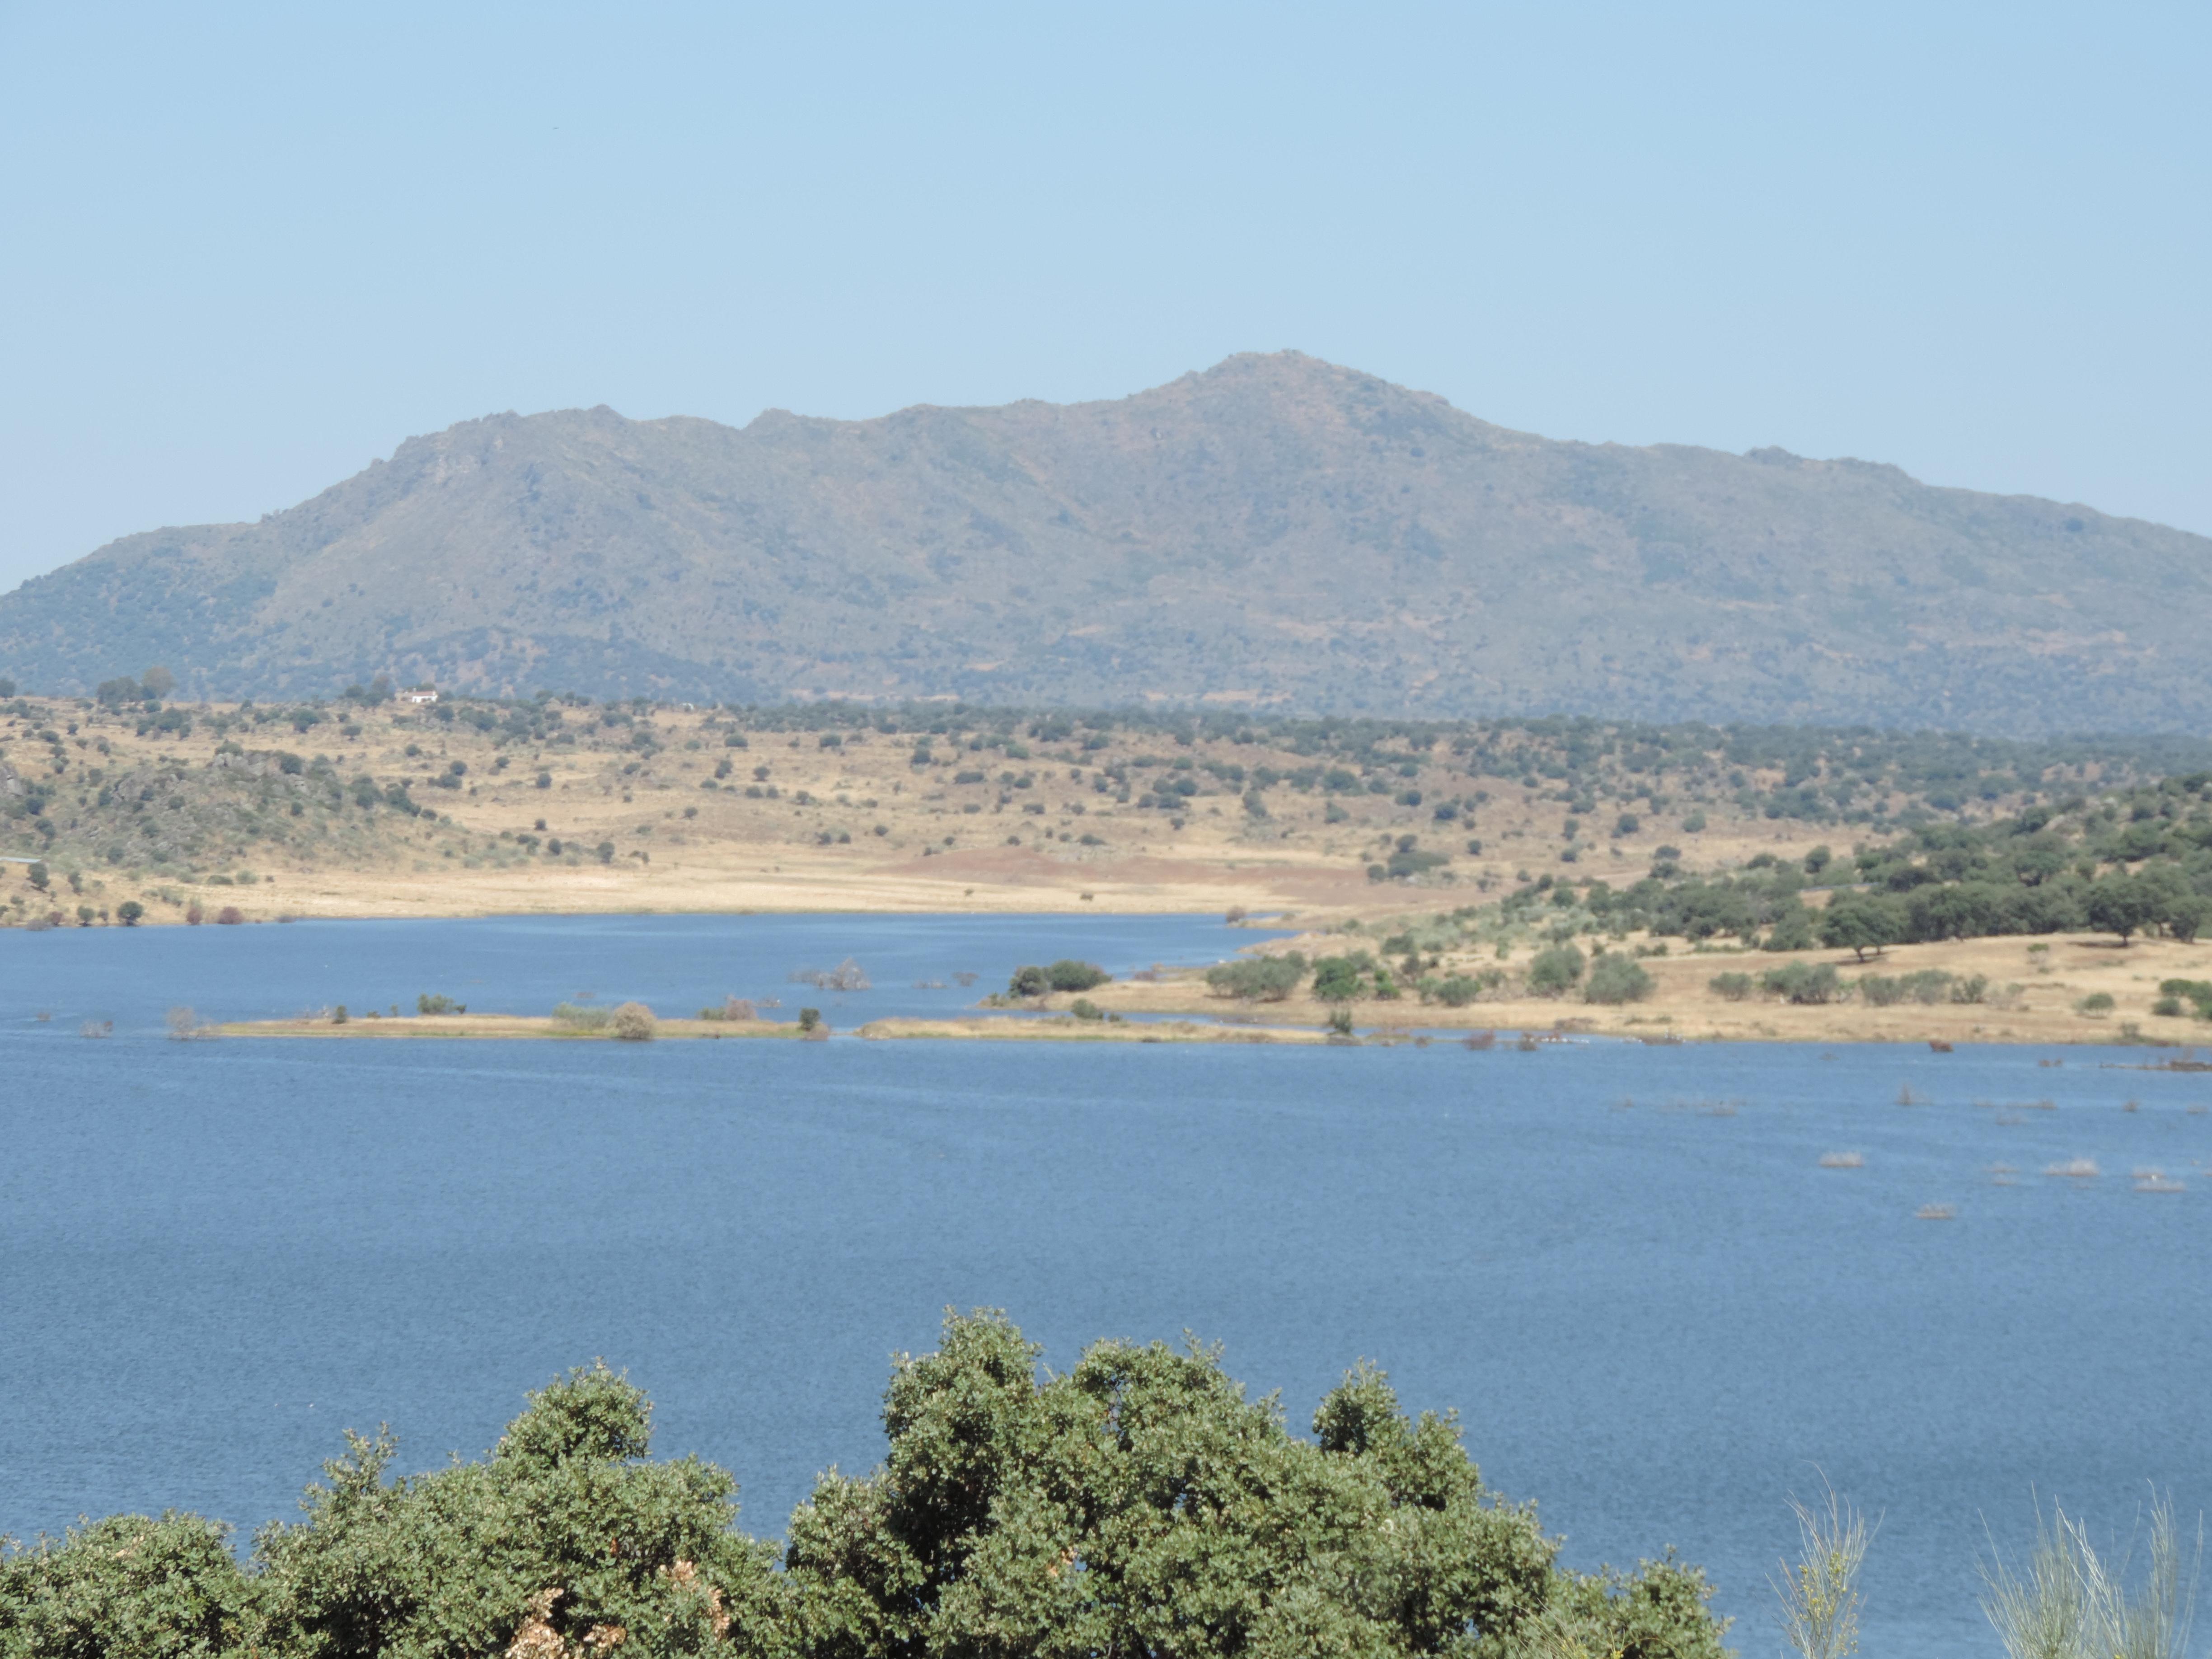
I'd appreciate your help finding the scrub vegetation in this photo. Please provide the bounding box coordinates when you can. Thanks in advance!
[3,676,2207,935]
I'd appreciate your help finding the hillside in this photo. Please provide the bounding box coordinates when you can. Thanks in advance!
[3,353,2207,733]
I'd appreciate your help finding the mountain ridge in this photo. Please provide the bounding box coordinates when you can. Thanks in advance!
[3,352,2205,733]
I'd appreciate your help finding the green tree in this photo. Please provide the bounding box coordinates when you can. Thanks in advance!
[1816,891,1900,962]
[1762,905,1817,952]
[2085,876,2158,943]
[1527,944,1586,995]
[1584,955,1654,1004]
[1311,954,1367,1000]
[140,666,176,698]
[1204,954,1306,1000]
[1045,959,1109,992]
[1762,962,1842,1004]
[782,1311,1727,1659]
[253,1364,783,1658]
[116,900,145,926]
[0,1511,259,1659]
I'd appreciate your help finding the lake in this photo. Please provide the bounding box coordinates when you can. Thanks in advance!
[4,912,2209,1657]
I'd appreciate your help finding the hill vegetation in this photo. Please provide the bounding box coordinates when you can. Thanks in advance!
[5,680,2207,934]
[3,354,2207,733]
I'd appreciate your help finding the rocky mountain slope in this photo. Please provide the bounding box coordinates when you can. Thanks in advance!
[2,353,2204,733]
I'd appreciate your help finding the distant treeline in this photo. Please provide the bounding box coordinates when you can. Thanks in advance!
[15,682,2212,830]
[1514,770,2212,954]
[0,1313,1727,1659]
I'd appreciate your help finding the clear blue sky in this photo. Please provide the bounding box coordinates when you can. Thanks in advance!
[2,2,2205,591]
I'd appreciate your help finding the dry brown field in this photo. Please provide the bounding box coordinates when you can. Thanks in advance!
[1,696,1851,926]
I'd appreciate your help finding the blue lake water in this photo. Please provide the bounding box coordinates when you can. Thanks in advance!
[4,912,2210,1657]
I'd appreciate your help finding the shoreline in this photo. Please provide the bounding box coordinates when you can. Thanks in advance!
[205,1008,2211,1051]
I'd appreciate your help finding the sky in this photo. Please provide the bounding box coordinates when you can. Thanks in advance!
[1,1,2206,591]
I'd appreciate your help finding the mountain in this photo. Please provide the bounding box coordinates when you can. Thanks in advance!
[3,352,2206,733]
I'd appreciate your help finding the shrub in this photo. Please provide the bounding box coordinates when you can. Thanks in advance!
[1311,955,1367,1001]
[1526,944,1586,995]
[1858,970,1953,1007]
[1205,955,1305,1000]
[1009,964,1051,997]
[1069,998,1104,1021]
[2076,992,2115,1016]
[1613,813,1640,836]
[798,1007,823,1034]
[1584,956,1654,1004]
[116,900,144,926]
[214,906,244,925]
[609,1001,657,1041]
[550,1002,611,1031]
[246,1363,781,1656]
[418,994,460,1015]
[1762,962,1842,1004]
[2159,978,2212,1019]
[184,902,204,926]
[1046,959,1110,992]
[0,1511,259,1656]
[1433,974,1484,1008]
[1762,909,1817,952]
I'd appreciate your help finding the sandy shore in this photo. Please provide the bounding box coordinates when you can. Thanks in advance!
[1066,932,2212,1050]
[206,1012,811,1041]
[210,1010,1327,1045]
[205,930,2212,1052]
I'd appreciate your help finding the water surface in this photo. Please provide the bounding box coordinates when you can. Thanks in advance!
[4,913,2208,1658]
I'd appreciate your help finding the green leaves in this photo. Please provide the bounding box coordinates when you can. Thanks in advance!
[250,1364,782,1659]
[783,1312,1721,1659]
[0,1513,257,1659]
[3,1325,1726,1659]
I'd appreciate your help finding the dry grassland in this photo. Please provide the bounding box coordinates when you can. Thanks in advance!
[2,698,1845,926]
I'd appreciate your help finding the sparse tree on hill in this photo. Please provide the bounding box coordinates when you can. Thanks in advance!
[1817,891,1900,962]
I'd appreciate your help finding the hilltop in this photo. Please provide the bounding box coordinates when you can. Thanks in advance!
[3,353,2207,732]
